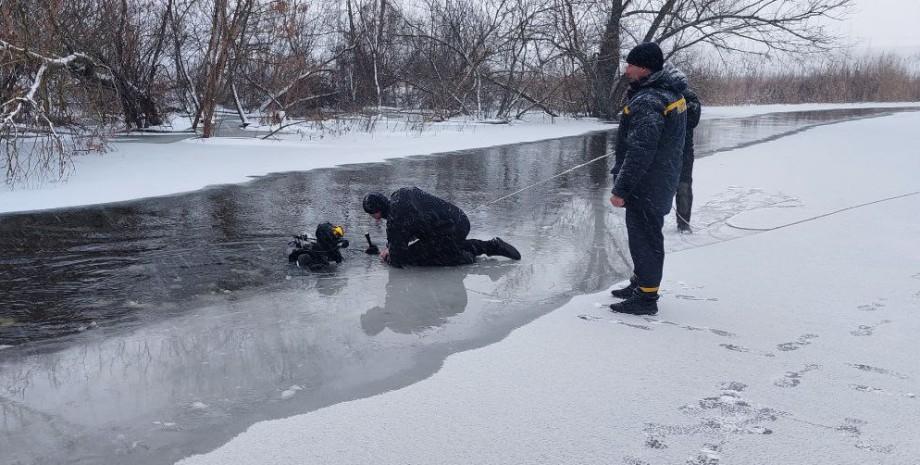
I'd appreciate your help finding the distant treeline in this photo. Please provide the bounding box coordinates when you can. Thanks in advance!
[5,0,919,184]
[689,54,920,105]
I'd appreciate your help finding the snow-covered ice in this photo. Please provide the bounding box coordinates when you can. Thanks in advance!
[2,103,915,215]
[280,385,303,400]
[176,111,920,465]
[701,101,919,120]
[0,115,609,214]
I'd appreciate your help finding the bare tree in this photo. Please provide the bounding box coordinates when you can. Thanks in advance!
[540,0,853,118]
[1,39,115,184]
[34,0,175,129]
[616,0,853,111]
[197,0,254,137]
[1,0,865,185]
[168,0,201,119]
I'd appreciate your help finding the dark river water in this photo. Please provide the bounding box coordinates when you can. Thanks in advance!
[0,106,915,465]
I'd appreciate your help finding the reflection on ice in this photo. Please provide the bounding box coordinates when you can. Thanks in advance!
[361,266,510,336]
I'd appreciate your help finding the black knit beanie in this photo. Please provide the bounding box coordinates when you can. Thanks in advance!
[626,42,664,72]
[362,192,390,217]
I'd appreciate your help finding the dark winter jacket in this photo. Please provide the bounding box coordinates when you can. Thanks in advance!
[612,62,689,215]
[385,187,470,266]
[683,86,701,157]
[682,86,702,177]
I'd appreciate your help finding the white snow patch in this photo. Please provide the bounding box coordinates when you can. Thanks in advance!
[76,321,98,332]
[0,116,609,214]
[703,101,919,120]
[280,386,303,400]
[154,421,179,430]
[4,103,918,215]
[189,402,209,410]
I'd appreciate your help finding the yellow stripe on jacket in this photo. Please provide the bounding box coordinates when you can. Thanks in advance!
[623,97,686,117]
[664,97,687,115]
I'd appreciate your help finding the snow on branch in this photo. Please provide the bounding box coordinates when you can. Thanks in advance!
[1,39,114,185]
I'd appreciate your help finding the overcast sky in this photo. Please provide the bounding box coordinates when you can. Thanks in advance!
[833,0,920,53]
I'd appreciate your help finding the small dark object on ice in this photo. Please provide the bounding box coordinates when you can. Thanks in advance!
[364,233,380,255]
[288,223,349,271]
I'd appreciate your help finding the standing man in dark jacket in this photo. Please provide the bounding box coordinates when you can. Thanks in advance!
[362,187,521,267]
[608,42,688,316]
[676,85,701,233]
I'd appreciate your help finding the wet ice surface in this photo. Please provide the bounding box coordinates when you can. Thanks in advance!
[0,107,914,465]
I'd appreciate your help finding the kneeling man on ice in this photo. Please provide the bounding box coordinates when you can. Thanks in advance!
[362,187,521,267]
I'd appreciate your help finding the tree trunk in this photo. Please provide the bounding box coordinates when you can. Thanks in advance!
[346,0,378,108]
[199,0,251,137]
[593,0,623,119]
[231,82,249,127]
[373,0,386,108]
[601,0,677,120]
[199,0,226,138]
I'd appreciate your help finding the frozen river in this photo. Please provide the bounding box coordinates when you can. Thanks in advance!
[0,106,915,465]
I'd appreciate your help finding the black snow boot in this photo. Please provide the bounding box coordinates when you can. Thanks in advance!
[609,291,659,315]
[487,237,522,260]
[610,278,638,299]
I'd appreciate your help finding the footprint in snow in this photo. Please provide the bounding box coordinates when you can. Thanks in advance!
[641,381,778,463]
[773,364,820,388]
[850,320,891,336]
[850,384,916,399]
[622,456,651,465]
[719,343,774,357]
[686,443,723,465]
[846,363,910,380]
[674,294,720,302]
[835,418,896,454]
[644,318,736,337]
[856,300,886,312]
[776,333,819,351]
[578,314,653,331]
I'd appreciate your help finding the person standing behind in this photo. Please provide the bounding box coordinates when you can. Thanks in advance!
[608,42,688,316]
[676,85,701,233]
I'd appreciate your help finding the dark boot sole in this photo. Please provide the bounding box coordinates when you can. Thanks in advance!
[609,303,658,316]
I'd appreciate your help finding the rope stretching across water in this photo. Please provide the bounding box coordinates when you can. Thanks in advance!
[723,191,920,232]
[473,151,614,210]
[470,148,919,234]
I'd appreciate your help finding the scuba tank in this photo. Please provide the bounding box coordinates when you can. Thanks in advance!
[287,223,349,271]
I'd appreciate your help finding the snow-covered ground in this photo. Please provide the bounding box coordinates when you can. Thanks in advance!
[177,111,920,465]
[2,102,916,215]
[0,115,609,214]
[701,101,919,120]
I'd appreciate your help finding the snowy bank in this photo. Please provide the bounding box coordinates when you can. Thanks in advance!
[177,111,920,465]
[702,101,919,120]
[3,103,917,216]
[0,116,609,214]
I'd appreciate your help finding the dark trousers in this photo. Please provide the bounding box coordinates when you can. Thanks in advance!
[625,205,666,290]
[675,151,694,228]
[675,181,693,228]
[397,218,491,266]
